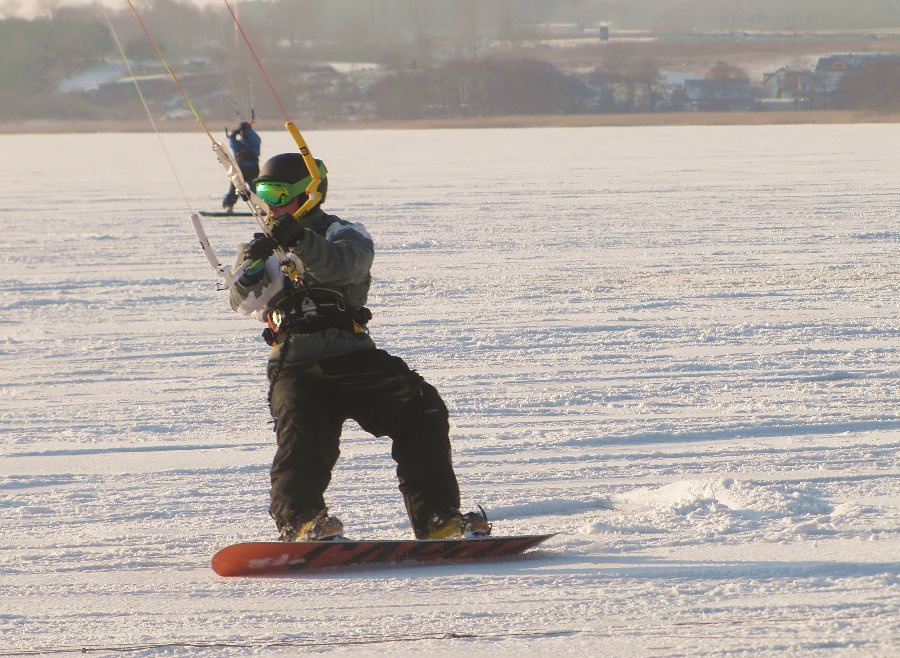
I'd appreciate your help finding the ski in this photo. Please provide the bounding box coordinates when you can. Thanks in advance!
[211,534,555,576]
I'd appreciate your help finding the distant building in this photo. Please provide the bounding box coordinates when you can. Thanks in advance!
[762,67,817,98]
[760,67,819,108]
[814,53,900,93]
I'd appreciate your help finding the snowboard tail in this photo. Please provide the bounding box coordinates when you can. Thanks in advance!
[212,534,554,576]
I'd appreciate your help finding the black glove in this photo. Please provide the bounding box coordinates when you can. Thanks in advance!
[269,213,306,250]
[237,233,276,286]
[245,233,277,261]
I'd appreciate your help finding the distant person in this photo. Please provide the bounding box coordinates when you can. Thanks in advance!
[227,152,491,542]
[222,121,261,213]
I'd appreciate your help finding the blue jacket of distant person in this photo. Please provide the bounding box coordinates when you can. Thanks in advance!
[229,122,261,167]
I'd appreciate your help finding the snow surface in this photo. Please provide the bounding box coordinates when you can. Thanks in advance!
[1,125,898,655]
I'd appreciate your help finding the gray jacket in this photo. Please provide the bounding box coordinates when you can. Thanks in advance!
[229,209,376,364]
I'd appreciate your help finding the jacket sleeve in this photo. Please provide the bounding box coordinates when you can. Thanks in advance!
[293,221,374,288]
[228,251,286,322]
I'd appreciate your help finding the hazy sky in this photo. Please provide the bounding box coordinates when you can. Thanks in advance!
[6,0,218,19]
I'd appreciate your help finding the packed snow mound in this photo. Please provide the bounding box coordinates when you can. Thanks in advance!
[587,478,881,545]
[616,477,831,515]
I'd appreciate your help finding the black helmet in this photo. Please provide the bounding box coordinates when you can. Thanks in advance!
[254,154,328,209]
[239,121,252,131]
[256,153,326,185]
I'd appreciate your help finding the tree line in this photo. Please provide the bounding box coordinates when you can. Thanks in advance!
[2,1,900,123]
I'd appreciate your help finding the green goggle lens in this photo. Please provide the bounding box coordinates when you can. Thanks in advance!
[255,181,301,207]
[254,164,328,207]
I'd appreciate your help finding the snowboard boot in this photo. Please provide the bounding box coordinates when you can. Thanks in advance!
[279,510,344,542]
[421,506,491,540]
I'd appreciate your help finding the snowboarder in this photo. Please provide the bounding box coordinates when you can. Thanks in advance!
[222,121,261,213]
[228,152,490,542]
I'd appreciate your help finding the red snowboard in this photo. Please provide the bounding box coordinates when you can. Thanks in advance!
[211,534,554,576]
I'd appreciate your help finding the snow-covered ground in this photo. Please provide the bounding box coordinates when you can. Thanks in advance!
[1,125,897,655]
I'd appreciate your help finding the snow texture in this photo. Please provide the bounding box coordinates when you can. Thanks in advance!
[1,125,898,655]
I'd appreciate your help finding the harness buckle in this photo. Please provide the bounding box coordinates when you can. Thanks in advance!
[300,296,318,317]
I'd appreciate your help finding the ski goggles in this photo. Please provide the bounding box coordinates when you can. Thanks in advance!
[255,165,328,207]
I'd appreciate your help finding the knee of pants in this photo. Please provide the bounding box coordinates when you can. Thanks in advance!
[391,382,451,462]
[415,382,450,436]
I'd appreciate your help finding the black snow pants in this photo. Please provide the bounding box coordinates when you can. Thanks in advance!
[267,347,461,537]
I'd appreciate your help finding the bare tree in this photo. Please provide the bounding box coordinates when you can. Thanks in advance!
[706,60,748,80]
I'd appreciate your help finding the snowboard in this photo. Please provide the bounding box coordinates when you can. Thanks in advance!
[198,210,254,217]
[211,534,554,577]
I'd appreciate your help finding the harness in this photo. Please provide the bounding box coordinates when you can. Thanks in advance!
[262,288,371,346]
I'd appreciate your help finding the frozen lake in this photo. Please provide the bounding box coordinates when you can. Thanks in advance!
[1,124,898,655]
